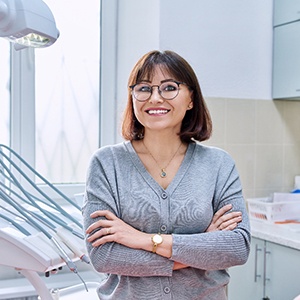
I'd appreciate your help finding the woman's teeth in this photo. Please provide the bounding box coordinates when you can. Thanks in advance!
[148,109,168,115]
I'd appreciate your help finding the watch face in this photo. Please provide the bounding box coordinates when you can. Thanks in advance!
[153,234,163,244]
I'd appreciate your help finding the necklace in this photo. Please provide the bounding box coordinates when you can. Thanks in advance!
[142,140,182,178]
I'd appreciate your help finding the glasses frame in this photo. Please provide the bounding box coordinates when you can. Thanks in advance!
[129,80,187,102]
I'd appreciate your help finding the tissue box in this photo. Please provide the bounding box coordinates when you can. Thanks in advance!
[247,193,300,223]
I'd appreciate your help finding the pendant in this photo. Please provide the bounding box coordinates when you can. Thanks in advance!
[160,169,167,178]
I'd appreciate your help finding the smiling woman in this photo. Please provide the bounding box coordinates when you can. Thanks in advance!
[83,50,250,300]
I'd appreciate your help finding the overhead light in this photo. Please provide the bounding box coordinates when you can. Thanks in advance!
[0,0,59,50]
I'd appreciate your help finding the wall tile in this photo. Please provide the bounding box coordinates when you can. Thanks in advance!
[205,97,300,198]
[282,101,300,144]
[283,143,300,189]
[242,189,256,200]
[226,99,256,144]
[225,144,255,192]
[255,144,284,190]
[205,97,226,145]
[255,100,284,144]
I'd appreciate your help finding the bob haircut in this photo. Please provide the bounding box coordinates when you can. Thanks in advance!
[121,50,212,143]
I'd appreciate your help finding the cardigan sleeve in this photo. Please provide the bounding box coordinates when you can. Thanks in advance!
[82,148,174,277]
[171,151,251,270]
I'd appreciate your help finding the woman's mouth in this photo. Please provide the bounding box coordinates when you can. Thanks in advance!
[146,109,170,115]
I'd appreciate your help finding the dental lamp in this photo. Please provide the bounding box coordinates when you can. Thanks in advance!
[0,0,59,50]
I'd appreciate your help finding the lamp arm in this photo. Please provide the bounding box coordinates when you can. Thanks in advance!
[0,0,15,30]
[0,1,8,19]
[0,1,8,25]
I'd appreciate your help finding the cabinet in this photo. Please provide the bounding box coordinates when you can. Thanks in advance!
[228,237,300,300]
[273,22,300,100]
[272,0,300,100]
[273,0,300,26]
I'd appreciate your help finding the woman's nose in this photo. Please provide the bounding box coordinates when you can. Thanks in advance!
[149,86,164,103]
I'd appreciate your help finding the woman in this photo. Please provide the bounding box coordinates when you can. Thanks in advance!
[83,50,251,299]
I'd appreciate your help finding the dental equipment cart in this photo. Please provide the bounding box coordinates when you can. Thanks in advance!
[0,145,101,299]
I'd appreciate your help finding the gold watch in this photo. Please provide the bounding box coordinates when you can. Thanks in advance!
[151,234,163,253]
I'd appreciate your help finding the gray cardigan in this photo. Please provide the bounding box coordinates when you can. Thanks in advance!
[82,141,251,300]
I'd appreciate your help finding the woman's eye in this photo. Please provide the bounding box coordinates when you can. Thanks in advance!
[163,84,177,92]
[139,85,151,92]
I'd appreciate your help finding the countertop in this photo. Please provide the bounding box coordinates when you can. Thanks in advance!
[250,219,300,250]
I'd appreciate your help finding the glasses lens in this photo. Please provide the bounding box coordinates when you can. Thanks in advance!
[132,83,152,101]
[132,81,180,101]
[159,81,179,100]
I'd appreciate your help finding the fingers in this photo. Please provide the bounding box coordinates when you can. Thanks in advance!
[218,211,242,224]
[206,204,242,232]
[90,210,116,220]
[86,219,112,234]
[213,204,233,219]
[214,205,242,224]
[218,215,242,231]
[210,204,233,225]
[86,210,117,234]
[217,212,242,229]
[86,225,113,244]
[86,210,117,246]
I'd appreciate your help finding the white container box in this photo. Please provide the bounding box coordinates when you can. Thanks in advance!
[247,193,300,223]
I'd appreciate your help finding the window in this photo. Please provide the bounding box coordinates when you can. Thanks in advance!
[35,0,100,184]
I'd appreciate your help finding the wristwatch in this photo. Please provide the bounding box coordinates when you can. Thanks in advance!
[151,234,163,253]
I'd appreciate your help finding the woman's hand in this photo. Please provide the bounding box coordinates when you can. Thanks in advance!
[86,210,150,250]
[206,204,242,232]
[86,210,173,258]
[173,262,189,270]
[172,204,242,271]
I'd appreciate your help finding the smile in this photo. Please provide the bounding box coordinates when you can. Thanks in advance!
[146,109,170,115]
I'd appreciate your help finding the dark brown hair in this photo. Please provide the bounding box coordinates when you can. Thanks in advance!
[121,50,212,143]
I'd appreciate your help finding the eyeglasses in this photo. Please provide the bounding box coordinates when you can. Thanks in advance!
[129,80,187,102]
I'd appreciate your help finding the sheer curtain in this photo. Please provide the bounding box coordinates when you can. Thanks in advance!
[0,40,10,147]
[35,0,100,184]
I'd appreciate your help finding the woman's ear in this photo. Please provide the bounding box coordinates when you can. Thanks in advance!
[187,101,193,110]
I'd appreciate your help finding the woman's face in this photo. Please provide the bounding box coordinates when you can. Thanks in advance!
[132,67,193,135]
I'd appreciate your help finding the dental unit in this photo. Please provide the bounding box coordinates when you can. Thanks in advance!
[0,144,91,299]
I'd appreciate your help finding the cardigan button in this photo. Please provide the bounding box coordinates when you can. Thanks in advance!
[161,192,168,199]
[163,287,171,294]
[160,224,167,232]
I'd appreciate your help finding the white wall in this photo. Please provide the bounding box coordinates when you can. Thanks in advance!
[159,0,274,100]
[101,0,274,144]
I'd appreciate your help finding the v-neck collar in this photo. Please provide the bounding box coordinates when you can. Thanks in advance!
[124,141,196,193]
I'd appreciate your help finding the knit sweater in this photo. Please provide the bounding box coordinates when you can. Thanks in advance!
[82,141,251,300]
